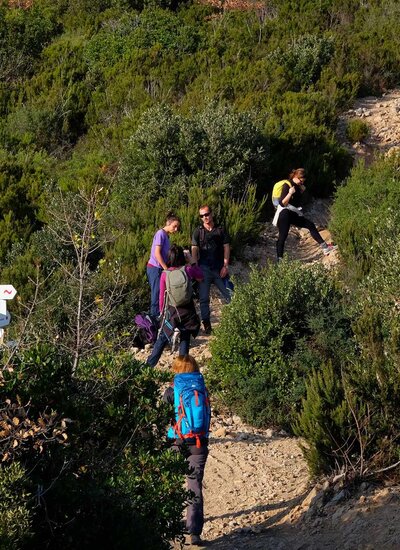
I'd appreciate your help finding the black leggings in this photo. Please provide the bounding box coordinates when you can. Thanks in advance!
[277,209,324,258]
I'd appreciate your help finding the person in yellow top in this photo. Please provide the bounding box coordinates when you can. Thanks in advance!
[272,168,337,261]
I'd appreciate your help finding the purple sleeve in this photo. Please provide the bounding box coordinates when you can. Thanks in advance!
[154,229,166,246]
[186,265,204,280]
[149,230,170,267]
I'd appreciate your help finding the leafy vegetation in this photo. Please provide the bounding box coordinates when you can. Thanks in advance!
[330,157,400,279]
[207,261,350,428]
[345,118,370,143]
[1,347,187,549]
[294,156,400,478]
[1,0,400,543]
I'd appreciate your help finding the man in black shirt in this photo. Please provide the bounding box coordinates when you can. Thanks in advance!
[191,205,231,334]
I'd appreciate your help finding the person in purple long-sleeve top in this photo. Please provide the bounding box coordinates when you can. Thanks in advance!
[147,212,180,317]
[146,245,203,368]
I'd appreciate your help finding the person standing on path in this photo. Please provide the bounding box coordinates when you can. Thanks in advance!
[146,245,203,368]
[272,168,337,261]
[147,212,180,318]
[191,205,231,334]
[163,355,210,548]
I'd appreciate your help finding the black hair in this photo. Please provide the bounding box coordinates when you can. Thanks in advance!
[165,211,181,225]
[167,244,185,268]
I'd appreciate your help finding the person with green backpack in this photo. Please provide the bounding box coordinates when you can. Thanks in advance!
[146,245,203,368]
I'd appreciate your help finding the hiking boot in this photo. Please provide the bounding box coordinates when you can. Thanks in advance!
[322,243,338,256]
[202,320,212,335]
[190,534,206,546]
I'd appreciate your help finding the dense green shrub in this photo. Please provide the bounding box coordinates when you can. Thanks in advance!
[1,346,187,549]
[0,2,60,80]
[346,118,369,143]
[268,35,335,91]
[84,8,201,72]
[295,347,400,479]
[0,149,50,263]
[330,156,400,279]
[293,362,351,476]
[349,0,400,94]
[296,158,400,479]
[118,102,267,203]
[208,261,350,428]
[0,462,32,549]
[7,34,91,152]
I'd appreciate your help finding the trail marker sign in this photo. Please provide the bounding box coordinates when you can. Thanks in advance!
[0,285,17,333]
[0,285,17,300]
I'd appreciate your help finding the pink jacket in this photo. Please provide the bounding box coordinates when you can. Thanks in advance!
[159,265,203,312]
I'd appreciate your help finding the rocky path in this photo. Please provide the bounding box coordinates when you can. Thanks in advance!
[337,88,400,165]
[137,90,400,549]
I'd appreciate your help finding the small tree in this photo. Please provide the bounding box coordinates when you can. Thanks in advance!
[32,185,126,373]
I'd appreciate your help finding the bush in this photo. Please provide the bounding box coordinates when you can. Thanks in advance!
[1,346,187,549]
[293,362,351,477]
[296,162,400,478]
[0,149,49,263]
[346,118,369,143]
[117,102,267,203]
[207,261,350,428]
[295,348,400,480]
[0,462,32,549]
[330,156,400,279]
[267,35,335,91]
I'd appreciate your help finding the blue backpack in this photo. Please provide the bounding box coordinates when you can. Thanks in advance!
[168,372,211,448]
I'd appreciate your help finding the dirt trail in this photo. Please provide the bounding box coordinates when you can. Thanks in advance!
[136,90,400,549]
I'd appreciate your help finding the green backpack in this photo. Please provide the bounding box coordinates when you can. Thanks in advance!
[165,267,193,308]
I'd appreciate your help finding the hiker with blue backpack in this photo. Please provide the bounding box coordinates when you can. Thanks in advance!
[146,245,203,368]
[163,354,210,547]
[147,212,181,318]
[191,205,231,335]
[272,168,337,261]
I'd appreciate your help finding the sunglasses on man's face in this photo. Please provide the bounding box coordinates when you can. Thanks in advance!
[199,212,211,218]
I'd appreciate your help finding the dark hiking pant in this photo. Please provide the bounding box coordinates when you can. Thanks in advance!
[277,209,324,259]
[146,265,162,317]
[186,448,208,536]
[146,330,191,368]
[198,265,231,323]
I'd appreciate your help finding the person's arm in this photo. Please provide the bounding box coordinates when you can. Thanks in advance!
[159,272,167,313]
[219,227,230,277]
[220,243,230,278]
[279,183,295,207]
[186,264,204,281]
[191,246,199,264]
[155,245,168,270]
[191,228,200,265]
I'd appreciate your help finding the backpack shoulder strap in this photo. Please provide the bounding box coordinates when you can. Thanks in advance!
[199,226,205,249]
[272,179,292,200]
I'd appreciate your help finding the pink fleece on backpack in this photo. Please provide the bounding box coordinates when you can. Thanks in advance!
[159,265,203,312]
